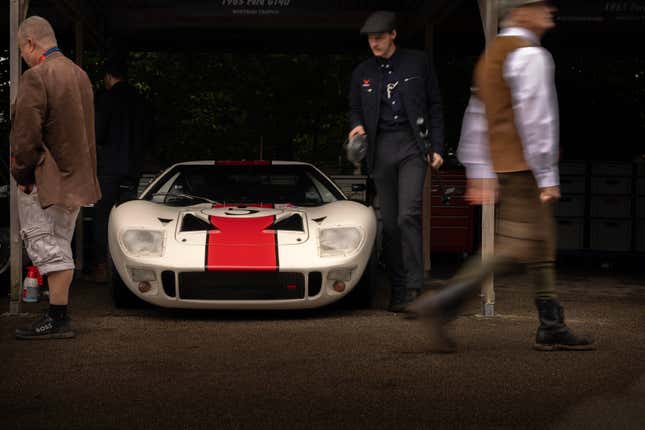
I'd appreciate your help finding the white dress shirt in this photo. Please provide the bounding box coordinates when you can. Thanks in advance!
[458,27,560,188]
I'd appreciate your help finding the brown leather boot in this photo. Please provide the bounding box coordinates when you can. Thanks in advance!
[534,298,595,351]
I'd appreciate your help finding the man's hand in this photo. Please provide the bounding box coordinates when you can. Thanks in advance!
[348,125,366,140]
[18,184,34,194]
[465,178,498,205]
[539,186,560,204]
[426,152,444,170]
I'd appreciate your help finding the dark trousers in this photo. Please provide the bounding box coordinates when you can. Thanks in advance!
[372,129,427,292]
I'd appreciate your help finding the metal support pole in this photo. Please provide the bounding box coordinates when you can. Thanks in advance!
[422,21,434,279]
[8,0,26,315]
[478,0,498,317]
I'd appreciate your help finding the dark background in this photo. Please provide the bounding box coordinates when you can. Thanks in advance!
[1,0,644,174]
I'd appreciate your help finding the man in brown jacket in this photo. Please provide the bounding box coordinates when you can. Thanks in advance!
[11,16,101,339]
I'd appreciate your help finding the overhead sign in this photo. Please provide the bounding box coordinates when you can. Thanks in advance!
[220,0,296,16]
[557,0,645,22]
[145,0,429,17]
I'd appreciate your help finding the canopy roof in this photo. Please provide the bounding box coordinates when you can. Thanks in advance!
[2,0,462,52]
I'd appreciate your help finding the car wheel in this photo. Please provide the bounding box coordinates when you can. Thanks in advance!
[110,259,147,308]
[337,243,384,309]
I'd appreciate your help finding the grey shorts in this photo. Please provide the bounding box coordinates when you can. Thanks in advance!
[18,188,80,275]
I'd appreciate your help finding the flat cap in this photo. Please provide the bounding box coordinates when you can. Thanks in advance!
[498,0,547,18]
[360,11,396,34]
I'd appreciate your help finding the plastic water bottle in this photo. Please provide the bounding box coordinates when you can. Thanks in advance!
[22,266,40,303]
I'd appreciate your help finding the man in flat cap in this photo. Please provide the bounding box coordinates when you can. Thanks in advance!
[349,11,444,312]
[407,0,595,352]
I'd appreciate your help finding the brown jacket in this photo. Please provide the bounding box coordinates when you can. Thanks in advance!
[10,51,101,209]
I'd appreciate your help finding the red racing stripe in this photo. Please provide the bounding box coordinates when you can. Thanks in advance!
[205,204,278,271]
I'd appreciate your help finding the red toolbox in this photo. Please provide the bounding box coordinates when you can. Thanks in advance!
[430,169,475,253]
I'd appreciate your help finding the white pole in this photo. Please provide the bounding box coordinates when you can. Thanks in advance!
[477,0,497,317]
[8,0,25,315]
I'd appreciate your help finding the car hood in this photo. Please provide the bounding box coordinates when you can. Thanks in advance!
[176,204,309,246]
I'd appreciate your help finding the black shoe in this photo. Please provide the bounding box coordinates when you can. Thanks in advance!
[389,303,409,313]
[403,278,482,353]
[388,286,410,313]
[533,298,594,351]
[15,313,75,340]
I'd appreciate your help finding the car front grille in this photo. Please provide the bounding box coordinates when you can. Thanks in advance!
[178,271,305,300]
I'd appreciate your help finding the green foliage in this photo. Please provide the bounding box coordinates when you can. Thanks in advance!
[2,46,643,172]
[117,51,364,173]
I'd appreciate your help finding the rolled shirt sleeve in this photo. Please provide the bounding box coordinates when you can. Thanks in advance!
[504,46,560,188]
[10,69,47,186]
[457,95,496,180]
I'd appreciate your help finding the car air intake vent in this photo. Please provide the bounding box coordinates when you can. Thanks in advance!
[162,271,176,297]
[268,214,303,232]
[308,272,322,297]
[181,214,217,232]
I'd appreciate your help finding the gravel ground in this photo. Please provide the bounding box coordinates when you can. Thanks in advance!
[1,269,644,429]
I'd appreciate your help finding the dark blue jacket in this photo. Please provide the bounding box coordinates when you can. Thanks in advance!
[349,48,444,172]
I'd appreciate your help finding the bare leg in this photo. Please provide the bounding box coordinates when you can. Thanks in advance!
[47,269,74,305]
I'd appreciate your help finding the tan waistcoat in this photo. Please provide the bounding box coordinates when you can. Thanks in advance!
[474,36,534,173]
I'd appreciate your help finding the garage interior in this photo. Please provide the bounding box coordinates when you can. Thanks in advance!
[2,3,645,429]
[2,0,645,315]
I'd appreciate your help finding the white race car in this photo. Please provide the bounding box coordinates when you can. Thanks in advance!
[108,161,377,309]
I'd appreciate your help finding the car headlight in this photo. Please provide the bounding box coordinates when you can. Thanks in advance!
[122,230,164,257]
[319,227,362,257]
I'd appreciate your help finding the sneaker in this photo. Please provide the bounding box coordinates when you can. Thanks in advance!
[15,312,75,340]
[388,286,410,313]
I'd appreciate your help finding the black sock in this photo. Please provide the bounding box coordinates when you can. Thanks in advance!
[48,304,68,321]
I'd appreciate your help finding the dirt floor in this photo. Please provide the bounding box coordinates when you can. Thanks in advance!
[1,266,644,429]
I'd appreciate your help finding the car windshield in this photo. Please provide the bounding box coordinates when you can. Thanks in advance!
[143,163,344,207]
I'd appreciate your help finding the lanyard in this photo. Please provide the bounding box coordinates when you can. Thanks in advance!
[38,47,61,64]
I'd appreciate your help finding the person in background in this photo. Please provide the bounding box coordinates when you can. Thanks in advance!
[89,55,155,283]
[348,11,445,312]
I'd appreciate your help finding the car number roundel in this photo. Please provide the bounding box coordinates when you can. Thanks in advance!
[205,204,279,271]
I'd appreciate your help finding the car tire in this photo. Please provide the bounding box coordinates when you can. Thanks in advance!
[110,259,147,308]
[337,243,383,309]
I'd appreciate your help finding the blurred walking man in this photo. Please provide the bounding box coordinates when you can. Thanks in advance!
[407,1,594,352]
[349,11,444,311]
[11,16,101,339]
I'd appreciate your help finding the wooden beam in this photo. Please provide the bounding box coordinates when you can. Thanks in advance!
[9,0,26,314]
[477,0,497,317]
[73,19,84,275]
[48,0,103,48]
